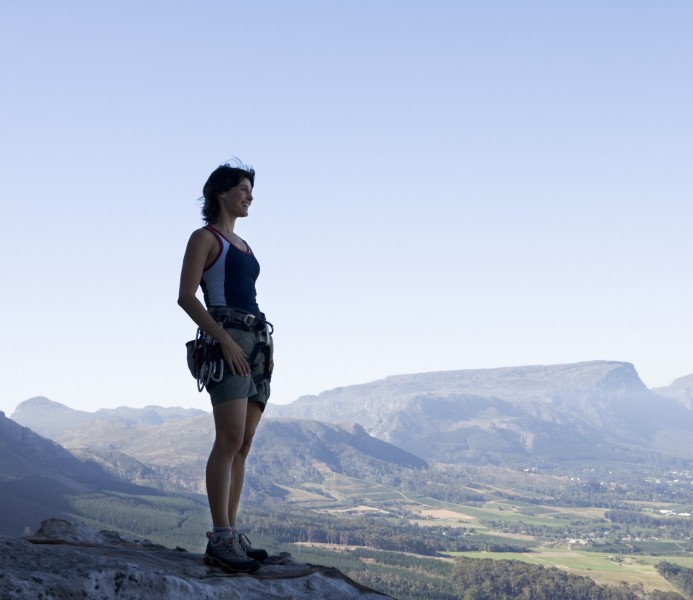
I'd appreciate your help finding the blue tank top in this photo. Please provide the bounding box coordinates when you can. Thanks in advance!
[200,225,262,318]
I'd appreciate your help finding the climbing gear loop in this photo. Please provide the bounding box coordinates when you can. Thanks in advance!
[186,308,274,393]
[186,326,225,392]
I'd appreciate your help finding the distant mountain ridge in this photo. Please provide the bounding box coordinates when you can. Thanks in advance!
[11,396,206,439]
[269,361,649,421]
[10,399,426,494]
[10,360,693,480]
[269,361,693,464]
[654,374,693,409]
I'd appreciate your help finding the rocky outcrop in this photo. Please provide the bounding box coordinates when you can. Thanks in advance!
[0,518,392,600]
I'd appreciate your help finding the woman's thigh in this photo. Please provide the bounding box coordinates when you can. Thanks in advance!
[212,398,248,448]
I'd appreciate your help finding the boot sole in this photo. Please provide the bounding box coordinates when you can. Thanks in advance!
[246,550,269,562]
[204,553,261,573]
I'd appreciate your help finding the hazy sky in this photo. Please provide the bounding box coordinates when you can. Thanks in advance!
[1,1,691,417]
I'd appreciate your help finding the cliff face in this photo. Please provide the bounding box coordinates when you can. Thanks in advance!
[0,518,392,600]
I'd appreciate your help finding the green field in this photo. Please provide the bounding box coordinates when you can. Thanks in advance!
[281,470,693,595]
[445,548,687,593]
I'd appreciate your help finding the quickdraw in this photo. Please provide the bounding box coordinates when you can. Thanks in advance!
[187,327,225,392]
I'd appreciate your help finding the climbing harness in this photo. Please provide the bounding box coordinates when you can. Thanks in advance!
[186,308,274,393]
[216,308,274,389]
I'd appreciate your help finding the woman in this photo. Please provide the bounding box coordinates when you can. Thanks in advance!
[178,160,273,573]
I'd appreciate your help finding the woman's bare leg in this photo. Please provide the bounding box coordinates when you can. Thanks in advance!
[228,401,263,526]
[206,398,248,527]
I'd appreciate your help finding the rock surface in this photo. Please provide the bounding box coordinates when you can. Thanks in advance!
[0,518,392,600]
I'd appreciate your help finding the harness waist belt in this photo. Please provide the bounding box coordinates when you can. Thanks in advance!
[209,307,268,332]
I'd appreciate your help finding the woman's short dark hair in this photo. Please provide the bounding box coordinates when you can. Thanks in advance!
[201,159,255,224]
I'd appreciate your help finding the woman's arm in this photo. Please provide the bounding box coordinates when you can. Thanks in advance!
[178,229,251,376]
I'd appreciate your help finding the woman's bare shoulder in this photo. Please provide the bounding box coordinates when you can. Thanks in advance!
[187,226,216,244]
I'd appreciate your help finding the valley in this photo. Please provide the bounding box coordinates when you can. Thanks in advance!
[37,454,693,598]
[5,361,693,599]
[264,463,693,593]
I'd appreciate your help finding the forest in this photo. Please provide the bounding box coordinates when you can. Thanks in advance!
[450,558,683,600]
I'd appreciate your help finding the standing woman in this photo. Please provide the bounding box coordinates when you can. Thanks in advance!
[178,160,273,573]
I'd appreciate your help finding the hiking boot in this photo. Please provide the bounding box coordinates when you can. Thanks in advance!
[237,532,269,562]
[204,531,261,573]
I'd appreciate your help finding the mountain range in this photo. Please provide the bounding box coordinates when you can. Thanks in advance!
[0,410,159,536]
[9,397,426,496]
[10,397,206,439]
[6,359,693,536]
[268,361,693,464]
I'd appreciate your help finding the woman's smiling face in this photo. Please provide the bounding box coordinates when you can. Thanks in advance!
[218,177,253,218]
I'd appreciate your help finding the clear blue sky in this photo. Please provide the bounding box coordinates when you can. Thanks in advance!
[1,1,691,416]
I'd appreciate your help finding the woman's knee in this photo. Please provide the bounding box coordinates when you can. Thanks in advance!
[212,398,250,455]
[214,430,245,455]
[238,435,255,459]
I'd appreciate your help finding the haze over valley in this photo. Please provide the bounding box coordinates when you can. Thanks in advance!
[4,360,693,598]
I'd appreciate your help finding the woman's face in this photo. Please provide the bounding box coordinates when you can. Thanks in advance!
[218,177,253,218]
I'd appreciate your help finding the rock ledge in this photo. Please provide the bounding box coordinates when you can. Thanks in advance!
[0,518,392,600]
